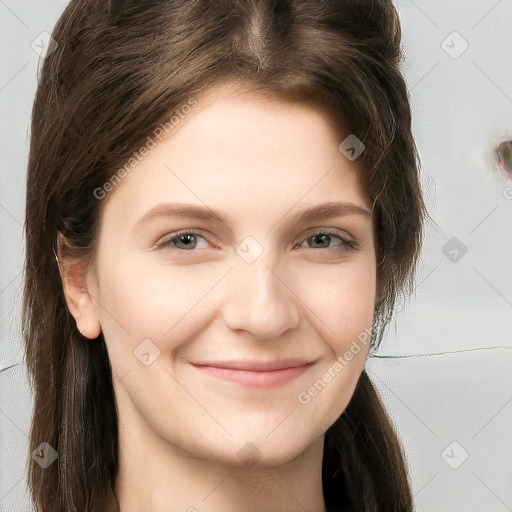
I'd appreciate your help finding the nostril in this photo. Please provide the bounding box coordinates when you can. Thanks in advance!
[494,140,512,179]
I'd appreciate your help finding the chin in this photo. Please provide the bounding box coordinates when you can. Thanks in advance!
[211,430,320,471]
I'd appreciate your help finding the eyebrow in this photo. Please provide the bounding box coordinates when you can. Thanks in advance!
[132,200,372,233]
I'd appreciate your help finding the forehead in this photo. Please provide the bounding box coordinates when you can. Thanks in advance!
[193,81,352,145]
[99,83,371,225]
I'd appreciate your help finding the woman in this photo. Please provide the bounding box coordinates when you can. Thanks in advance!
[22,1,428,510]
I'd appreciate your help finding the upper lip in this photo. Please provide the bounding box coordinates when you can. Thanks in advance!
[192,359,314,371]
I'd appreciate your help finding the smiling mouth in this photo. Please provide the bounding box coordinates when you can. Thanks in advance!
[191,359,314,389]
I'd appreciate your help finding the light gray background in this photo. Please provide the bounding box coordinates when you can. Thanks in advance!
[1,1,511,511]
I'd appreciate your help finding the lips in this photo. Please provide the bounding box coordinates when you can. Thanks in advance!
[192,359,313,388]
[194,359,312,371]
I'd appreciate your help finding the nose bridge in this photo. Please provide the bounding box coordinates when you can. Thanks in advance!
[222,248,301,341]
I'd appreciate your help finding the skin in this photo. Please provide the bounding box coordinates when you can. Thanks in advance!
[59,82,379,512]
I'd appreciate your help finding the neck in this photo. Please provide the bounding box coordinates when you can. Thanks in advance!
[114,419,327,512]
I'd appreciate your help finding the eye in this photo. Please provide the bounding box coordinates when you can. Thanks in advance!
[156,229,210,251]
[155,228,356,253]
[294,229,355,252]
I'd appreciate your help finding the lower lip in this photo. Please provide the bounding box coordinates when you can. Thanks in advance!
[193,364,310,389]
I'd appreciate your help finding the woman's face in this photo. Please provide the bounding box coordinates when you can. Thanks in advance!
[75,84,377,468]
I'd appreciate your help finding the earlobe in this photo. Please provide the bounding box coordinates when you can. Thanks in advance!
[57,236,102,339]
[75,293,102,339]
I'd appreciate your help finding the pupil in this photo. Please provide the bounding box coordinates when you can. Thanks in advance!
[179,234,194,247]
[313,234,328,247]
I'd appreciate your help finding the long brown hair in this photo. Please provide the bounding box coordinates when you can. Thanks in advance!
[22,1,428,510]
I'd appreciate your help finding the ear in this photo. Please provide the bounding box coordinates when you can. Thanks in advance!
[56,233,102,339]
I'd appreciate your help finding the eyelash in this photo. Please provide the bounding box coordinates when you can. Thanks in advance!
[155,228,356,253]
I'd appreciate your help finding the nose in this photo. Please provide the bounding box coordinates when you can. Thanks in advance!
[222,254,301,342]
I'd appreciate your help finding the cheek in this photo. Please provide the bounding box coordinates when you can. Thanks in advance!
[292,263,375,432]
[293,259,376,352]
[95,256,225,353]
